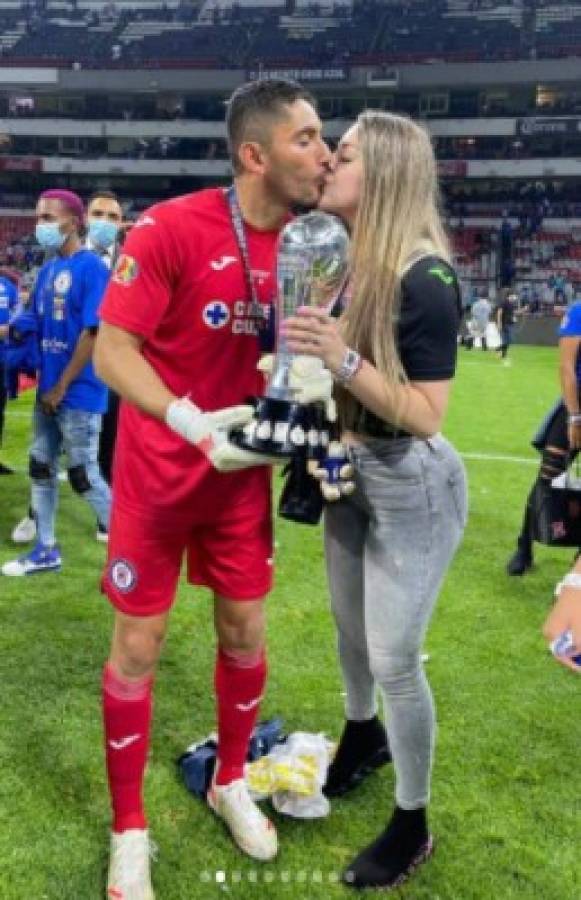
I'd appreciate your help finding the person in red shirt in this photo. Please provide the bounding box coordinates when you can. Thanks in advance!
[94,78,331,899]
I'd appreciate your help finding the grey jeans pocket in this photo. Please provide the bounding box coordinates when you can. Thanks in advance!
[424,435,468,530]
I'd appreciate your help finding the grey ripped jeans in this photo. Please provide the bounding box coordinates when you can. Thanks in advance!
[324,434,467,810]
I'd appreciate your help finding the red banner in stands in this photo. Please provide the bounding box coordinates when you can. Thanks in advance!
[0,156,43,173]
[438,160,467,177]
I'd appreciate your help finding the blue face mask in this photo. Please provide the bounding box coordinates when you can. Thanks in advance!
[36,222,67,250]
[88,218,119,250]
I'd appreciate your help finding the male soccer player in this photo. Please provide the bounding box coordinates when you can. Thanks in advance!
[86,190,125,489]
[1,189,111,576]
[94,79,331,899]
[11,189,124,545]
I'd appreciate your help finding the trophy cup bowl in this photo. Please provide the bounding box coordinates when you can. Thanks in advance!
[230,211,350,457]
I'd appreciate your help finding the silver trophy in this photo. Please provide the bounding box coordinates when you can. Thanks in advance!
[231,212,350,457]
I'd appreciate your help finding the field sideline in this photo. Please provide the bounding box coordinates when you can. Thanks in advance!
[0,345,578,900]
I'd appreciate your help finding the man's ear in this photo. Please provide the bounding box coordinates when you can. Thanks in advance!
[237,140,267,176]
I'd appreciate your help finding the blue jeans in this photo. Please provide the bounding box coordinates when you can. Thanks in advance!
[30,404,111,546]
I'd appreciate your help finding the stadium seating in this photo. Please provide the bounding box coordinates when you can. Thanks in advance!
[0,0,578,68]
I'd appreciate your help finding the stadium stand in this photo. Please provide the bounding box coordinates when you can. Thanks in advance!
[0,0,576,67]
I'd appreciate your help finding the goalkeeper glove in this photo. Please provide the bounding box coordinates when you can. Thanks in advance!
[308,441,355,501]
[165,397,281,473]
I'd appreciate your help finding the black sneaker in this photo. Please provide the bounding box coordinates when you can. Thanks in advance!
[324,716,391,798]
[506,540,532,576]
[0,462,14,475]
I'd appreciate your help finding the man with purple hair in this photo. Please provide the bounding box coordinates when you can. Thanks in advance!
[1,189,111,576]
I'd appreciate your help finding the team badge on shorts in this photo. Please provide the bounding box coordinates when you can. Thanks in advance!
[113,254,139,286]
[109,558,138,593]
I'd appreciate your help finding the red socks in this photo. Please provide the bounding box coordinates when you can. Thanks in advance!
[214,646,267,786]
[102,662,153,834]
[102,646,265,821]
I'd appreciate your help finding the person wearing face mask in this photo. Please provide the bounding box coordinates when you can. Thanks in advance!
[1,189,111,576]
[10,190,123,544]
[86,190,124,268]
[86,191,124,490]
[284,111,467,891]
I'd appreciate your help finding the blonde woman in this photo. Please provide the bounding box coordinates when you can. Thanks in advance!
[284,111,468,891]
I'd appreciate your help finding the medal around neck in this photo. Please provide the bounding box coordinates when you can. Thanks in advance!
[231,212,350,458]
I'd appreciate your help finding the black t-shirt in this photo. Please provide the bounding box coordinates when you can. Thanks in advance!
[397,255,462,381]
[497,299,515,328]
[355,255,461,435]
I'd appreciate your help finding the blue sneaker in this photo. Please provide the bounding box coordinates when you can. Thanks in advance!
[2,542,62,576]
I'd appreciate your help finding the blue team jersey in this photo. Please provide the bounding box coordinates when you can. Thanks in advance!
[0,276,18,327]
[31,249,110,412]
[558,301,581,384]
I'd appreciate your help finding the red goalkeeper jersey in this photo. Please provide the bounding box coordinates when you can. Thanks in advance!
[99,188,280,520]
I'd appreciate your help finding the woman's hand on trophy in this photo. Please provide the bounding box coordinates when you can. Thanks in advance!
[165,396,283,472]
[308,441,355,502]
[282,307,346,376]
[258,353,333,407]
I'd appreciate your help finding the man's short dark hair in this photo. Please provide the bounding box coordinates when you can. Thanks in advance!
[226,78,316,174]
[88,190,120,205]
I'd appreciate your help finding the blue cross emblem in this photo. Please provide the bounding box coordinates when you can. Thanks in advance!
[203,301,230,329]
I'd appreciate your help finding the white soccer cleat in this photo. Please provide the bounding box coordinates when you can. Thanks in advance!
[107,829,155,900]
[207,776,278,861]
[11,515,37,544]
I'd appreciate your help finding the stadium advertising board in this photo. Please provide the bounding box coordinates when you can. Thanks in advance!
[0,156,42,172]
[517,117,581,136]
[247,67,349,82]
[437,160,468,177]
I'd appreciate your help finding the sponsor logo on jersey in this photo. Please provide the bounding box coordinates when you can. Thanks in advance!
[41,337,69,354]
[133,215,156,229]
[52,295,66,321]
[54,270,72,295]
[210,255,237,271]
[109,558,138,593]
[429,265,454,286]
[203,300,230,329]
[232,299,271,335]
[113,254,139,286]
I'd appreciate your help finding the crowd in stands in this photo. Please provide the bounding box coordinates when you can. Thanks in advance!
[4,188,581,313]
[1,0,581,68]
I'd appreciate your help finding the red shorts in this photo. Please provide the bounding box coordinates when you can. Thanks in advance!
[102,487,273,617]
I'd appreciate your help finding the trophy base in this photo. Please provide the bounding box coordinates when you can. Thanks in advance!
[230,396,328,458]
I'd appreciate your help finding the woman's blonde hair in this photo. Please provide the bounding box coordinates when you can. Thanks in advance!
[339,110,451,428]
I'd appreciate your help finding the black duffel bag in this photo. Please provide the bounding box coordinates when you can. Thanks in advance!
[531,467,581,547]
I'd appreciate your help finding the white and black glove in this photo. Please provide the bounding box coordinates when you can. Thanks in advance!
[258,354,334,416]
[165,397,281,473]
[308,440,355,501]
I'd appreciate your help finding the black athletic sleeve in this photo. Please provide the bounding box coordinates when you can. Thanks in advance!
[397,256,462,381]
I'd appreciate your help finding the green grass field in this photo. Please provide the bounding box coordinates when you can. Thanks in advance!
[0,345,579,900]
